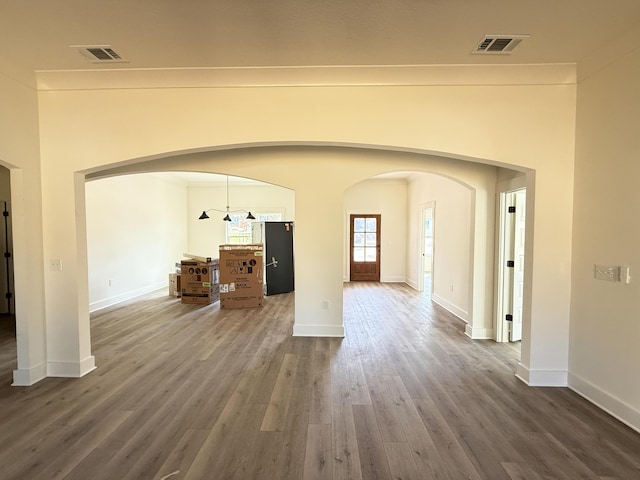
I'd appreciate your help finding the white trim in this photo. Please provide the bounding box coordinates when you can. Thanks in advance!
[464,325,494,340]
[496,175,527,194]
[405,279,419,290]
[495,191,510,342]
[12,362,47,386]
[292,324,345,337]
[344,210,382,282]
[417,202,435,294]
[10,168,48,389]
[516,363,568,386]
[381,276,405,283]
[47,356,96,378]
[89,281,167,312]
[431,293,468,322]
[516,363,530,383]
[568,372,640,434]
[35,64,577,91]
[495,186,526,343]
[343,275,403,284]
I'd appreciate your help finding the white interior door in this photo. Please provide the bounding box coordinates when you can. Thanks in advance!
[497,188,526,343]
[424,206,433,275]
[510,190,526,342]
[418,203,435,293]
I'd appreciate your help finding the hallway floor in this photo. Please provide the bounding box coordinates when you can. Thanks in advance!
[0,283,638,479]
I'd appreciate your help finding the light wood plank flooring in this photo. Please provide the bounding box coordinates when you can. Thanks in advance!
[0,283,639,479]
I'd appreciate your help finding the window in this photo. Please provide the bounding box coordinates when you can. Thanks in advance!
[225,212,283,243]
[352,216,378,262]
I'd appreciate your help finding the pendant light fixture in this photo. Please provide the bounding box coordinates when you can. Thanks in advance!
[198,175,256,221]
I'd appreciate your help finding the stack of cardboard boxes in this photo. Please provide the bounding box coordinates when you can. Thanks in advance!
[179,258,220,305]
[219,244,264,309]
[169,247,265,309]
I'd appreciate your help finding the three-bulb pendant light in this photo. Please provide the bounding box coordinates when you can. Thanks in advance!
[198,175,255,221]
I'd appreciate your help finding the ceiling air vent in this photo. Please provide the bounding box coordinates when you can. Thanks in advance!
[72,45,127,63]
[473,35,529,55]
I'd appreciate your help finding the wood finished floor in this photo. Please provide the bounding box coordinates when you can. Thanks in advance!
[0,283,639,479]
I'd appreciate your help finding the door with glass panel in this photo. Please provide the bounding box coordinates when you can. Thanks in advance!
[349,214,381,281]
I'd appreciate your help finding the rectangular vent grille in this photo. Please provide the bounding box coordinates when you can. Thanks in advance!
[87,47,121,61]
[72,45,127,63]
[473,35,529,55]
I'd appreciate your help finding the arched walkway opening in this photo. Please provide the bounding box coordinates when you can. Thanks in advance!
[68,143,530,381]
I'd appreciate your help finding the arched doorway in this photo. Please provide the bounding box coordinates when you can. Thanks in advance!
[35,143,531,385]
[84,172,295,312]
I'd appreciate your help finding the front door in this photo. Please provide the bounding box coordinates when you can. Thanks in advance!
[350,214,381,281]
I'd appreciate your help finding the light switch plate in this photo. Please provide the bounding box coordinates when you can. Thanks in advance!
[619,266,631,284]
[594,264,617,282]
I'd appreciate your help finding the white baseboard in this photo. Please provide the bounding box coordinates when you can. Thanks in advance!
[405,279,419,290]
[380,276,406,283]
[48,355,96,378]
[89,281,167,312]
[293,324,345,337]
[516,363,568,386]
[343,277,408,284]
[12,362,47,386]
[568,372,640,434]
[464,324,494,340]
[431,293,468,322]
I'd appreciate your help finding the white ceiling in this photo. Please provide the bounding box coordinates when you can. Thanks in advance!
[1,1,640,74]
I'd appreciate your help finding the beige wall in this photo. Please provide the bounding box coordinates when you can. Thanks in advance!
[407,174,474,322]
[85,174,189,311]
[406,165,499,339]
[571,44,640,427]
[33,79,576,390]
[344,178,408,283]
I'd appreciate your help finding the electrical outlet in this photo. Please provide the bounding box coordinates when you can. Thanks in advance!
[322,300,330,309]
[49,258,62,272]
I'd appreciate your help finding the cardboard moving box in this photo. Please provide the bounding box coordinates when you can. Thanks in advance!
[169,273,181,297]
[219,244,264,309]
[180,258,220,305]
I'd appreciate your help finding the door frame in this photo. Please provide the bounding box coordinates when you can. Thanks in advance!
[417,201,435,293]
[496,187,526,343]
[348,213,381,282]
